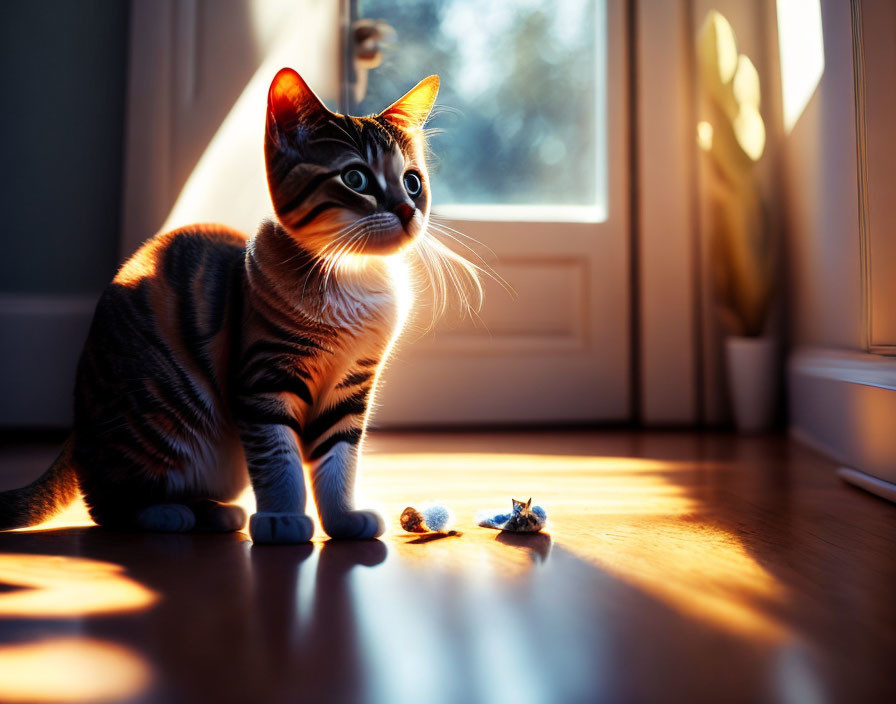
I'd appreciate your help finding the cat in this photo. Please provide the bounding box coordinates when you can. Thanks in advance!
[0,67,451,544]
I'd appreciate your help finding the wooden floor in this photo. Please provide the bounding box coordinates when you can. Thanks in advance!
[0,430,894,703]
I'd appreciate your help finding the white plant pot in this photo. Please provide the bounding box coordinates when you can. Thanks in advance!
[725,336,778,433]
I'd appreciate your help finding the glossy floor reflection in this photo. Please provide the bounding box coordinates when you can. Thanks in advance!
[0,431,894,703]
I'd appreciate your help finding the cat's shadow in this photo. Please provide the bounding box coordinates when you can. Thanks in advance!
[495,530,553,563]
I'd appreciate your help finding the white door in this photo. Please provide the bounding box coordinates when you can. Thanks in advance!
[121,0,631,427]
[354,0,631,424]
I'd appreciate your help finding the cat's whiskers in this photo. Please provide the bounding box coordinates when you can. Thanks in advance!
[335,231,368,275]
[426,224,512,295]
[416,237,450,320]
[316,223,363,264]
[407,227,488,330]
[432,239,485,324]
[297,222,367,300]
[427,215,501,259]
[321,229,367,291]
[417,235,455,322]
[426,219,508,281]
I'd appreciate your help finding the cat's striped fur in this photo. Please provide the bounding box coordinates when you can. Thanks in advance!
[0,68,441,543]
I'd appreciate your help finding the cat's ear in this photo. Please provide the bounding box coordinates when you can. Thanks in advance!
[525,498,532,510]
[267,68,329,140]
[379,75,440,131]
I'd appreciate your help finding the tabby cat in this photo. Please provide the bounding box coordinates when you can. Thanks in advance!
[0,68,446,543]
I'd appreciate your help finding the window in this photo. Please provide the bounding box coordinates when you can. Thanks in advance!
[354,0,608,221]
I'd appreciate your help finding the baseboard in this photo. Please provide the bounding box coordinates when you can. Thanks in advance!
[0,294,98,427]
[837,467,896,503]
[789,346,896,498]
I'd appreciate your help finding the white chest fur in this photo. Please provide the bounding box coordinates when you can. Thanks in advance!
[311,256,413,395]
[312,256,411,343]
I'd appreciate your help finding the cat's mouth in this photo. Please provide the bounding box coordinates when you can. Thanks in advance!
[355,212,419,255]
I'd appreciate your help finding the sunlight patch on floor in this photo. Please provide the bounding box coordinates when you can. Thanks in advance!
[0,554,157,618]
[571,517,788,641]
[0,637,152,703]
[362,451,789,640]
[363,452,703,474]
[360,452,702,519]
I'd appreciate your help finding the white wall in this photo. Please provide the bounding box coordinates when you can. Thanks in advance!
[780,0,896,491]
[778,0,864,351]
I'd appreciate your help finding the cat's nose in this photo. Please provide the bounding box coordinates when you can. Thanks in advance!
[393,202,415,227]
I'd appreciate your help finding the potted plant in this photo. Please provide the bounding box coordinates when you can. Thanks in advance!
[697,11,777,432]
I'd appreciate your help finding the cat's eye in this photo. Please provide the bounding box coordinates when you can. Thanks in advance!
[342,168,369,192]
[403,171,422,197]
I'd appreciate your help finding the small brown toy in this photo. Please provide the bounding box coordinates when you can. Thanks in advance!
[399,502,456,533]
[400,506,427,533]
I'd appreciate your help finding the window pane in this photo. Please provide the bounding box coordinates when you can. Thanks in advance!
[355,0,607,214]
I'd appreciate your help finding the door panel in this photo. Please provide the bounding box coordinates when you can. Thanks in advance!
[376,215,630,423]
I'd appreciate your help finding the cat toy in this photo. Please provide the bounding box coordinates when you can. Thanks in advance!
[476,498,547,533]
[400,502,457,533]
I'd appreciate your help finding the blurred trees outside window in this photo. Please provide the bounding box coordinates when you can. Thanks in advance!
[355,0,607,210]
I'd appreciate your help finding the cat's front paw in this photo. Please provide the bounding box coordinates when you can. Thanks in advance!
[249,512,315,544]
[322,509,385,540]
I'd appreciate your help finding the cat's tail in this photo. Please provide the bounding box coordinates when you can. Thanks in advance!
[0,435,80,530]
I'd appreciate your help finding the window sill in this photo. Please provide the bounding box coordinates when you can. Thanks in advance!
[431,204,607,224]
